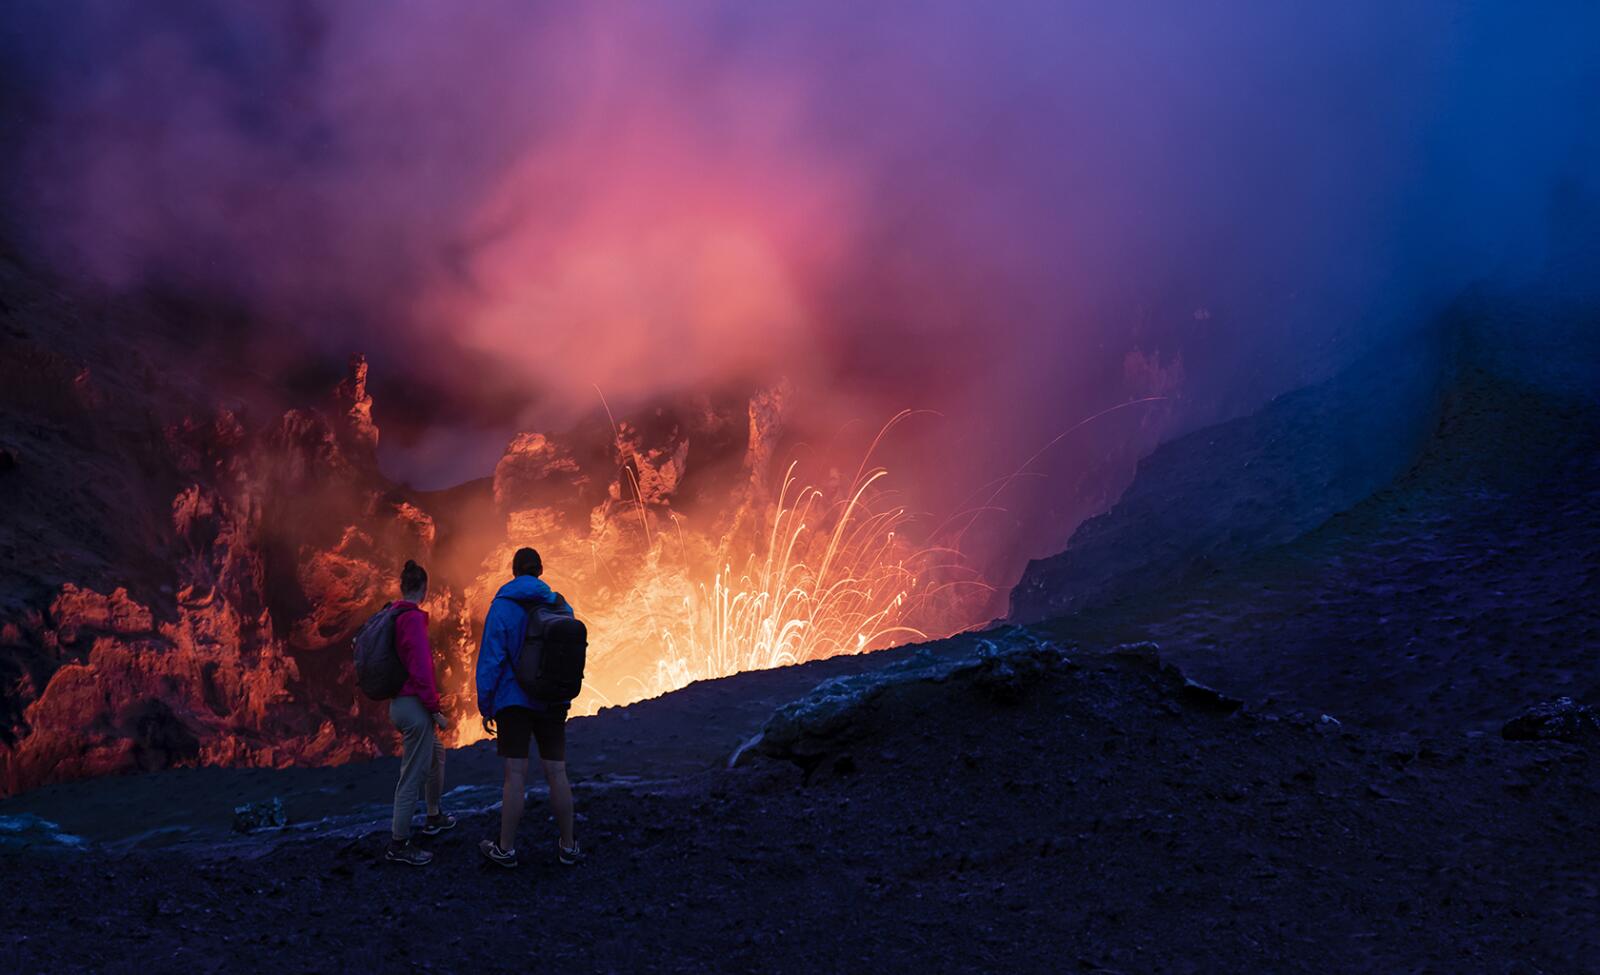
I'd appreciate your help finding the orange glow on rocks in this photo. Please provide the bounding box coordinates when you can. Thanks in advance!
[450,399,992,745]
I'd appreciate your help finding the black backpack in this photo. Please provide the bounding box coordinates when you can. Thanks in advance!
[351,603,412,700]
[510,596,587,704]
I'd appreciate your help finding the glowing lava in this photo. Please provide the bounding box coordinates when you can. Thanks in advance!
[451,409,994,745]
[611,459,991,703]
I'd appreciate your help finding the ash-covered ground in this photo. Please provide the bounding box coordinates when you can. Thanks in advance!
[1,633,1596,974]
[3,299,1599,973]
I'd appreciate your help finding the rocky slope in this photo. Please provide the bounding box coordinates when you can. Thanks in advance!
[1044,365,1600,736]
[1009,327,1451,624]
[1012,299,1600,627]
[1010,297,1600,734]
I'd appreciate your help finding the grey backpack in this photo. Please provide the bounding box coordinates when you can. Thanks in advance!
[352,603,411,700]
[510,596,587,704]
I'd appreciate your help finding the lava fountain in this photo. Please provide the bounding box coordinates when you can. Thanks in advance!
[608,457,990,703]
[451,405,995,743]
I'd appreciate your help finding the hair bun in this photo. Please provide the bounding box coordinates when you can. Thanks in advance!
[399,559,428,592]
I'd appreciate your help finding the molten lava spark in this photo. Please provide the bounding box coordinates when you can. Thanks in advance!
[580,455,993,711]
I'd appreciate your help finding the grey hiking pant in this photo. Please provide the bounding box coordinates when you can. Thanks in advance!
[390,695,445,841]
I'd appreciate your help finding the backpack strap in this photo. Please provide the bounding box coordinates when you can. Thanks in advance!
[498,595,540,616]
[495,596,541,648]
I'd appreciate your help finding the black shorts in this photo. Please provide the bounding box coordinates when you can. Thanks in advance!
[494,705,568,762]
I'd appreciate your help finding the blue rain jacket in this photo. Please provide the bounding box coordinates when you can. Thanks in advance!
[475,575,566,717]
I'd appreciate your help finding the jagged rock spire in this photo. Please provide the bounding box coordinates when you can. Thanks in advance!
[335,354,379,458]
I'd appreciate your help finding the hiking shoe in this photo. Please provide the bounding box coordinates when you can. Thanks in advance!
[557,840,586,866]
[418,813,457,837]
[479,839,518,869]
[385,840,433,866]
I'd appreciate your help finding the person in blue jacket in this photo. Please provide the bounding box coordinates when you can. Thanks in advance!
[475,546,584,869]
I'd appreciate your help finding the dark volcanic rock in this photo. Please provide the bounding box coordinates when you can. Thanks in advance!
[232,797,286,833]
[1034,360,1600,736]
[1503,698,1600,744]
[750,635,1248,773]
[1108,641,1244,713]
[750,631,1071,769]
[970,637,1068,705]
[1009,332,1448,624]
[1176,677,1246,714]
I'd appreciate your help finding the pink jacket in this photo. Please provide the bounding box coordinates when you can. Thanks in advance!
[392,601,440,712]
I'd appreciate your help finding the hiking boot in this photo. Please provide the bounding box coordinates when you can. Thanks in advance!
[479,839,518,869]
[385,840,433,866]
[418,813,457,837]
[557,839,586,866]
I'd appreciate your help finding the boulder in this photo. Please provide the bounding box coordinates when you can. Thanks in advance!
[232,797,287,833]
[1502,698,1600,744]
[748,632,1071,769]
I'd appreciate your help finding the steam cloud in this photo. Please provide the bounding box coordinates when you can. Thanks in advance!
[3,1,1597,579]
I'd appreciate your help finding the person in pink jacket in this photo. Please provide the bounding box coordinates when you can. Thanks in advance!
[385,559,455,866]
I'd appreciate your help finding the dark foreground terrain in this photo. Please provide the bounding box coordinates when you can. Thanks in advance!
[1,632,1598,974]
